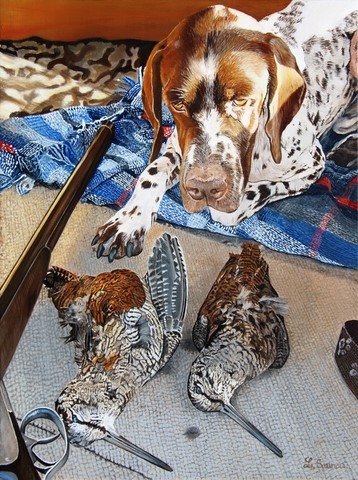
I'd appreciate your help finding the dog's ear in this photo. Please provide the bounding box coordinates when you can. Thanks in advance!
[265,34,306,163]
[142,39,167,163]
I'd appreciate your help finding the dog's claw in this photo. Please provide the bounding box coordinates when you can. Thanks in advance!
[126,242,134,258]
[132,242,144,257]
[91,234,100,246]
[96,243,105,259]
[91,204,153,261]
[108,247,118,263]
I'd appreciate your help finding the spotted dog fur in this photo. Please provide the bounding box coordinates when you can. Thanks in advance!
[93,0,357,261]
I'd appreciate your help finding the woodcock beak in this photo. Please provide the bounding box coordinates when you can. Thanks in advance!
[221,404,283,457]
[105,429,173,471]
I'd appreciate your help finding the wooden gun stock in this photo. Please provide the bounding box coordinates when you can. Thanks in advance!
[0,120,114,378]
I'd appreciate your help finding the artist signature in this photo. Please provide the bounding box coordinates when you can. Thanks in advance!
[303,456,346,470]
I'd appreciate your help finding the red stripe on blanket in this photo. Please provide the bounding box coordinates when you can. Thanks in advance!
[316,175,357,211]
[142,113,174,138]
[0,141,16,154]
[309,175,357,258]
[114,178,138,208]
[336,197,358,210]
[309,208,337,258]
[338,176,358,211]
[316,176,332,190]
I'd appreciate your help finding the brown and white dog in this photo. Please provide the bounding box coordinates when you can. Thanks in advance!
[93,0,357,261]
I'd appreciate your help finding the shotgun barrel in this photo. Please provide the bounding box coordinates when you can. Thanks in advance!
[0,120,114,378]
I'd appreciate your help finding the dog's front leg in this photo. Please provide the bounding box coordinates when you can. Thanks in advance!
[92,133,181,261]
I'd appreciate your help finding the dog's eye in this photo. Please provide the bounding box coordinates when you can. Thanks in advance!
[233,98,248,107]
[172,101,186,112]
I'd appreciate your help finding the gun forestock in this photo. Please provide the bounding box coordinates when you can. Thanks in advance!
[0,120,114,378]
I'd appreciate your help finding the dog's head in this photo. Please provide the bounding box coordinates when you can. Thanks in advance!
[142,5,306,214]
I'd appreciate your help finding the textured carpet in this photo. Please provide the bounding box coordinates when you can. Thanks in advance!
[1,187,357,480]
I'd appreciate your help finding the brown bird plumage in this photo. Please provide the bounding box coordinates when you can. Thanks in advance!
[45,268,148,367]
[44,233,187,471]
[188,242,289,457]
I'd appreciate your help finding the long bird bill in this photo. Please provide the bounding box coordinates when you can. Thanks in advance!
[105,430,173,471]
[221,403,283,458]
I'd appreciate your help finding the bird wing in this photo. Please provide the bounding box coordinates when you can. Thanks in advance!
[193,253,241,350]
[122,304,161,350]
[271,314,290,368]
[145,233,187,368]
[192,314,210,351]
[239,243,290,369]
[261,307,290,369]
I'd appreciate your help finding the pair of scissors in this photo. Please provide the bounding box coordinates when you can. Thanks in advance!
[20,408,69,479]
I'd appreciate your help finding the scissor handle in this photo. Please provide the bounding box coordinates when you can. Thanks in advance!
[20,407,69,479]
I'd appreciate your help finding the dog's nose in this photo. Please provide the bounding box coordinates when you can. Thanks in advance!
[185,171,228,203]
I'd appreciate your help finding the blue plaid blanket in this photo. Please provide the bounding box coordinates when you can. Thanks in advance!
[1,76,357,268]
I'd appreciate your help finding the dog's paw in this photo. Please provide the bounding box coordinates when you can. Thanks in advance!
[91,209,156,262]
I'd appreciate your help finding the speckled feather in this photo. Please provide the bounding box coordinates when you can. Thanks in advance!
[192,242,289,371]
[43,233,187,469]
[188,242,289,457]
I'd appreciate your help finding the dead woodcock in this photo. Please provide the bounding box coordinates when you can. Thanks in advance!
[188,242,289,457]
[44,233,187,471]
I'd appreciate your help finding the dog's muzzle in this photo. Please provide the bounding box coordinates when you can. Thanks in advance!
[185,165,229,209]
[181,156,242,213]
